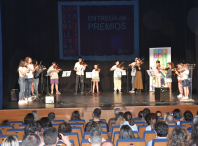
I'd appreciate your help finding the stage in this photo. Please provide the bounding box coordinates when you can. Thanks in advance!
[3,92,198,110]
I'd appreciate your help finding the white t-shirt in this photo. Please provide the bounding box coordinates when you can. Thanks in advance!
[25,64,34,78]
[182,70,189,80]
[47,65,59,79]
[177,68,183,80]
[92,69,99,78]
[74,62,85,75]
[111,65,123,78]
[130,62,136,76]
[18,67,26,77]
[152,66,162,77]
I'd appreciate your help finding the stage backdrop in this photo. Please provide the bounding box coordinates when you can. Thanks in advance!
[58,1,139,61]
[149,47,171,91]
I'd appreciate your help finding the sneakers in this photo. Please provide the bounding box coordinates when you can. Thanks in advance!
[56,91,61,94]
[177,94,183,98]
[182,97,189,100]
[18,100,25,104]
[28,98,32,101]
[114,90,117,93]
[129,90,135,93]
[51,91,53,95]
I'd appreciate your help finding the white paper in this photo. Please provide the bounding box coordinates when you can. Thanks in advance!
[62,71,71,77]
[121,70,126,76]
[86,72,92,78]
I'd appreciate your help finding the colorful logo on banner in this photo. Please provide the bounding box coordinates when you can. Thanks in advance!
[153,49,167,86]
[62,5,78,57]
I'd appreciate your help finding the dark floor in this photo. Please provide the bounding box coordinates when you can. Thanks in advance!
[2,91,198,109]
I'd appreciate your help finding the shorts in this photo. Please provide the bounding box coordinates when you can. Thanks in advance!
[50,79,59,84]
[166,78,172,82]
[182,79,190,87]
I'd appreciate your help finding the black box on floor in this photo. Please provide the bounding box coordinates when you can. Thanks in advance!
[155,87,169,102]
[10,89,18,101]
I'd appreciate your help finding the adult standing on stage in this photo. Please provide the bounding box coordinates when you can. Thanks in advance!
[24,57,35,101]
[74,56,87,95]
[134,58,143,93]
[128,57,138,93]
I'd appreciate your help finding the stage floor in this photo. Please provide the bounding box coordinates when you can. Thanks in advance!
[3,91,198,109]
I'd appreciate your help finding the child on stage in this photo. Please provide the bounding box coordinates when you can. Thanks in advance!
[92,64,101,95]
[134,58,143,93]
[164,62,174,94]
[47,61,61,95]
[180,64,190,100]
[175,63,183,98]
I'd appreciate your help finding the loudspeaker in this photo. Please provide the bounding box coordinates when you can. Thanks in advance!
[155,87,169,102]
[10,89,18,101]
[45,96,55,104]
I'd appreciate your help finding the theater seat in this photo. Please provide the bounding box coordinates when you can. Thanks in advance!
[6,129,24,140]
[54,120,65,123]
[81,139,109,146]
[143,130,156,144]
[64,132,80,146]
[69,120,86,128]
[0,125,14,135]
[89,119,106,123]
[180,121,193,129]
[84,131,108,139]
[152,138,168,146]
[10,121,23,129]
[116,138,146,146]
[57,140,74,146]
[111,126,120,141]
[168,125,186,137]
[69,123,84,136]
[138,125,147,138]
[72,127,83,143]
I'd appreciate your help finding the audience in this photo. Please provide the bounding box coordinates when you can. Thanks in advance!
[156,111,162,118]
[86,121,102,132]
[146,113,158,131]
[120,111,138,132]
[1,120,10,125]
[89,127,105,146]
[101,141,114,146]
[36,120,43,132]
[58,122,72,133]
[147,122,168,146]
[24,113,34,124]
[166,114,175,125]
[163,112,170,121]
[22,134,42,146]
[188,135,198,146]
[191,124,198,138]
[119,125,135,139]
[167,127,190,146]
[43,127,71,146]
[40,117,52,128]
[173,109,182,119]
[188,115,198,130]
[177,110,193,125]
[71,111,81,120]
[31,110,39,121]
[2,135,19,146]
[24,121,40,136]
[138,111,143,118]
[115,112,124,126]
[48,112,55,124]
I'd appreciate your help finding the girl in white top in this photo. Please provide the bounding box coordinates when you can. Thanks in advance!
[179,64,189,100]
[18,60,29,103]
[175,63,183,98]
[92,65,101,95]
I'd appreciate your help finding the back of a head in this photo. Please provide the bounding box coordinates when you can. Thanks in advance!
[138,111,143,118]
[193,115,198,125]
[24,113,34,124]
[173,109,182,119]
[25,121,38,135]
[90,127,102,145]
[36,120,43,132]
[115,112,123,120]
[58,122,72,133]
[119,125,135,139]
[156,111,162,118]
[155,122,168,137]
[166,115,175,125]
[22,134,41,146]
[163,112,170,121]
[93,108,101,119]
[71,111,81,120]
[40,117,52,128]
[31,110,39,121]
[184,110,193,121]
[168,127,189,146]
[101,141,114,146]
[2,136,19,146]
[123,111,134,126]
[188,135,198,146]
[48,112,55,122]
[143,108,150,119]
[86,121,101,132]
[43,127,58,146]
[191,124,198,137]
[1,120,10,126]
[149,113,158,130]
[114,108,121,116]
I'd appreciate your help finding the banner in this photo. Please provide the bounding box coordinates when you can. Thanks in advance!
[149,47,171,91]
[58,1,139,61]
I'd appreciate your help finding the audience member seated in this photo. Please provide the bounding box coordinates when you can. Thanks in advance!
[173,109,182,119]
[86,121,102,132]
[32,110,39,121]
[40,117,52,128]
[48,112,55,124]
[163,112,170,121]
[156,111,162,118]
[136,108,150,122]
[188,135,198,146]
[1,120,10,125]
[89,127,105,146]
[2,135,19,146]
[120,111,138,132]
[119,125,135,139]
[43,127,71,146]
[58,122,72,133]
[115,112,124,126]
[108,108,121,125]
[188,115,198,130]
[146,113,158,131]
[167,127,190,146]
[165,114,175,125]
[101,141,114,146]
[191,124,198,138]
[177,110,193,125]
[85,108,108,131]
[24,113,34,124]
[24,121,40,136]
[137,111,143,118]
[71,111,81,120]
[22,133,43,146]
[147,122,168,146]
[36,120,43,133]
